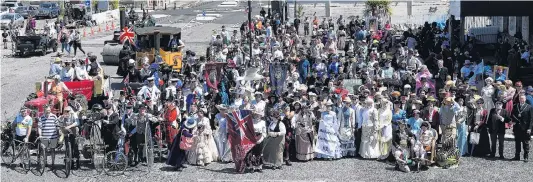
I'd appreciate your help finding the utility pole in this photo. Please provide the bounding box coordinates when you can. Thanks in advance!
[248,0,253,68]
[325,0,331,17]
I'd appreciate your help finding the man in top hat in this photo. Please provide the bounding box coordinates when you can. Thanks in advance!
[137,77,161,107]
[487,99,510,159]
[511,95,533,162]
[128,104,158,165]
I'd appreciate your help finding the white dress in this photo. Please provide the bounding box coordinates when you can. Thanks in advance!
[213,113,232,162]
[482,85,495,111]
[359,106,381,159]
[378,105,393,159]
[187,117,219,165]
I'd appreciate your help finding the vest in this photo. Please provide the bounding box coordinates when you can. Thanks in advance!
[89,62,99,76]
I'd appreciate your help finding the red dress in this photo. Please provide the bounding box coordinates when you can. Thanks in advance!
[164,106,179,144]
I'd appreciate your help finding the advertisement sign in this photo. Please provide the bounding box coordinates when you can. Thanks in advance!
[64,80,94,100]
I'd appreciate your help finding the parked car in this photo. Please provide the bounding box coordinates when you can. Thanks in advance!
[15,6,39,19]
[0,13,24,30]
[36,2,59,19]
[0,2,23,13]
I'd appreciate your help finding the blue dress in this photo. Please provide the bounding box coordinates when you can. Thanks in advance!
[407,117,422,137]
[299,59,310,83]
[391,110,407,130]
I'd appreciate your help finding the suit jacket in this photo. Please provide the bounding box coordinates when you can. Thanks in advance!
[511,103,533,132]
[487,108,510,134]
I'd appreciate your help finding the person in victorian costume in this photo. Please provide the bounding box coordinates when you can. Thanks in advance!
[338,97,356,157]
[187,107,218,166]
[377,96,393,160]
[245,109,267,173]
[455,97,469,156]
[294,100,316,161]
[511,95,533,162]
[127,104,158,165]
[407,109,424,138]
[213,105,232,163]
[439,96,461,144]
[393,120,416,173]
[359,98,381,159]
[481,77,496,111]
[166,116,196,171]
[163,96,179,145]
[487,99,510,159]
[315,99,342,160]
[422,96,440,139]
[468,98,491,157]
[263,109,286,169]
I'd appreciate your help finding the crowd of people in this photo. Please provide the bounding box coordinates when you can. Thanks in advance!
[8,9,533,175]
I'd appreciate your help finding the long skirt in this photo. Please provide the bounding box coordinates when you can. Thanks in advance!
[469,126,491,157]
[359,125,380,159]
[187,133,219,165]
[262,136,285,167]
[245,141,263,170]
[295,132,315,161]
[456,121,468,156]
[213,129,232,162]
[505,100,514,129]
[379,125,393,160]
[166,134,186,168]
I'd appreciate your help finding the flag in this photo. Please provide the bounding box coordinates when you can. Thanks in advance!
[225,109,259,173]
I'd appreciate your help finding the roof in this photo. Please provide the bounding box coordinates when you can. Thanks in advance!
[135,26,181,35]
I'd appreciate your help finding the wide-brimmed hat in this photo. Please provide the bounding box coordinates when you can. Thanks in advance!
[215,104,228,111]
[325,99,334,106]
[427,96,437,102]
[184,118,197,129]
[343,97,352,103]
[308,92,317,97]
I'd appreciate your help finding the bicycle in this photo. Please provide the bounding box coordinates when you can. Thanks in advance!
[144,121,154,167]
[78,116,106,172]
[59,127,74,177]
[103,130,128,176]
[3,133,35,172]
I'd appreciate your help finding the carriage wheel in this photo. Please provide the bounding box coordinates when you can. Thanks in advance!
[90,125,105,172]
[1,140,14,165]
[144,122,154,167]
[104,151,127,176]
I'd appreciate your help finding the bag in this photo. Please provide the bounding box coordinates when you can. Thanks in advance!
[60,34,67,43]
[179,132,194,150]
[469,132,480,145]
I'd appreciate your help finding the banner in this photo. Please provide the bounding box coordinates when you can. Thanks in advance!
[204,62,226,89]
[314,114,340,157]
[64,80,94,100]
[269,63,288,96]
[225,109,259,173]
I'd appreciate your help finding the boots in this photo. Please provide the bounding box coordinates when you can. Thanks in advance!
[524,153,529,163]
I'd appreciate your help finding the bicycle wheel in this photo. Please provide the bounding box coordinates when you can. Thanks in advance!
[90,124,105,172]
[144,122,154,167]
[63,139,72,178]
[104,151,127,176]
[20,143,31,172]
[1,140,14,165]
[35,141,46,175]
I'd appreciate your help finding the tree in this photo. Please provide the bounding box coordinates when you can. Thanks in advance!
[297,4,304,18]
[364,0,392,17]
[111,0,120,10]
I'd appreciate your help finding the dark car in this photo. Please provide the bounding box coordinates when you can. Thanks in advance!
[15,6,39,19]
[15,35,58,56]
[36,2,59,19]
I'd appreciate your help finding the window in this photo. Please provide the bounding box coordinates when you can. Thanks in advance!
[1,14,14,20]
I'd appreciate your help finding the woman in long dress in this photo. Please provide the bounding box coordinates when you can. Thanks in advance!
[468,99,491,157]
[262,110,286,169]
[213,105,232,162]
[166,117,196,171]
[503,80,516,113]
[293,102,316,161]
[338,97,356,157]
[315,100,342,159]
[359,98,380,159]
[377,98,393,160]
[455,97,469,156]
[482,77,495,111]
[187,109,219,166]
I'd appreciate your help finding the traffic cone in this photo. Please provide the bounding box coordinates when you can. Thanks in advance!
[91,27,94,35]
[83,28,86,37]
[98,24,101,33]
[112,21,115,30]
[106,22,109,32]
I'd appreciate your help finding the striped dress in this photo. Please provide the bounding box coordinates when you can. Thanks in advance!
[39,114,59,139]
